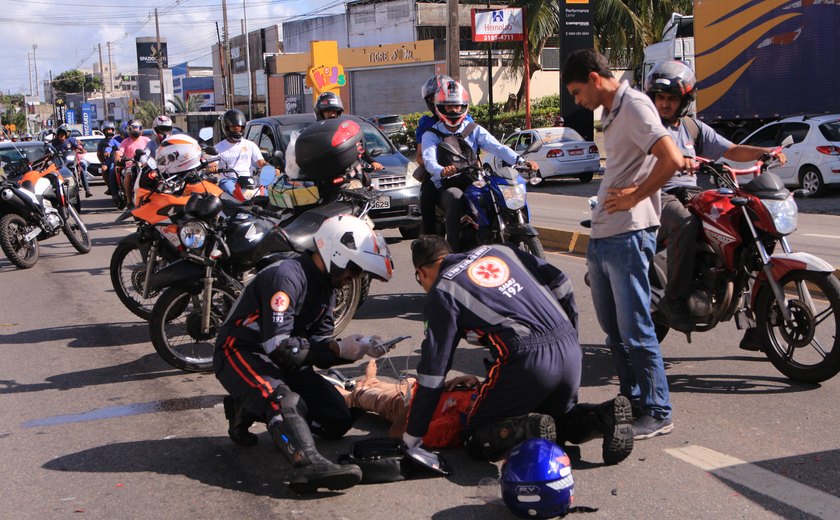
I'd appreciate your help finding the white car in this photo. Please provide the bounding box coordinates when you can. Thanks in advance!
[485,127,601,183]
[720,114,840,197]
[77,135,105,183]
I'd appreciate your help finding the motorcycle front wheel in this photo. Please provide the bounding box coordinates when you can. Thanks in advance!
[149,284,238,372]
[0,213,39,268]
[62,205,91,254]
[756,270,840,383]
[110,241,168,320]
[513,234,546,260]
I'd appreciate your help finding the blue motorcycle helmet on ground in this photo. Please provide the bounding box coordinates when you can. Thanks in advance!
[501,438,574,519]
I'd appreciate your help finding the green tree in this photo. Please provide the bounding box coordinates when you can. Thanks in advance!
[133,100,163,128]
[52,69,104,94]
[168,94,204,113]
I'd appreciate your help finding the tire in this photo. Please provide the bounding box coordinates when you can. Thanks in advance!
[514,235,545,260]
[0,213,39,268]
[61,205,91,254]
[799,166,827,197]
[332,275,361,337]
[399,225,420,240]
[755,271,840,383]
[149,284,238,372]
[578,172,594,183]
[110,241,168,321]
[358,273,371,307]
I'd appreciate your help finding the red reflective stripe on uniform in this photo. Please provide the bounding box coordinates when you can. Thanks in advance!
[222,336,279,411]
[235,311,259,327]
[466,333,508,423]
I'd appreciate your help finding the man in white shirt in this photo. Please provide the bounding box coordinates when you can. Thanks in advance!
[210,109,266,194]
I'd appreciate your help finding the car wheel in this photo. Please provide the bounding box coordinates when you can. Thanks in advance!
[578,172,594,183]
[799,166,827,197]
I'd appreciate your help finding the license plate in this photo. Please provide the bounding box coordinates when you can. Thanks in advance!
[570,149,583,156]
[373,196,391,209]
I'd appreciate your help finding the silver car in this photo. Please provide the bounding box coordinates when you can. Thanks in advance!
[489,127,601,183]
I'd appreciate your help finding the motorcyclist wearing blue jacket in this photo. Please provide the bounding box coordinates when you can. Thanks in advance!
[421,79,537,251]
[51,125,92,198]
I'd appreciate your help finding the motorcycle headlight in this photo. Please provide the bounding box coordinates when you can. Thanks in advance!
[178,220,207,249]
[500,183,527,210]
[760,196,798,236]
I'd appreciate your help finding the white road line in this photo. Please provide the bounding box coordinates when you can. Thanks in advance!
[803,233,840,239]
[666,445,840,519]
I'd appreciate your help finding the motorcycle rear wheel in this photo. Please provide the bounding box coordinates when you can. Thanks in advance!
[756,270,840,383]
[62,205,91,254]
[0,213,39,268]
[149,284,238,372]
[333,275,362,337]
[110,241,168,320]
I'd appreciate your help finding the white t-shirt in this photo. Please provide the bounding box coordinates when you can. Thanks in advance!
[215,138,263,179]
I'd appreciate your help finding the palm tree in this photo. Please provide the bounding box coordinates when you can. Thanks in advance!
[133,100,162,128]
[168,94,204,114]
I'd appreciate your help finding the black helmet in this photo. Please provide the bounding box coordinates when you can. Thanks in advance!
[222,109,246,141]
[56,124,69,136]
[645,60,697,118]
[421,74,453,113]
[101,121,116,133]
[314,92,344,121]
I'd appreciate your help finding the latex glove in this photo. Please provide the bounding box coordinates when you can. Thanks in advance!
[361,336,388,358]
[402,433,423,451]
[337,334,368,361]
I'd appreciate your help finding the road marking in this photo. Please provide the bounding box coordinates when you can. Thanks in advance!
[803,233,840,239]
[666,445,840,519]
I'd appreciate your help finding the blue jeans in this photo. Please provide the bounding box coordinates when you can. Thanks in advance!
[587,228,672,420]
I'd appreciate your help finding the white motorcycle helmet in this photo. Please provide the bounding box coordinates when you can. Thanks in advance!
[156,134,203,175]
[313,215,394,282]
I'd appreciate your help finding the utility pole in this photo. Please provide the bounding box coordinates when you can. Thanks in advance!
[33,44,39,98]
[28,53,33,96]
[446,0,460,80]
[216,22,229,111]
[222,0,233,109]
[99,43,108,121]
[107,42,114,93]
[155,8,166,114]
[243,0,253,118]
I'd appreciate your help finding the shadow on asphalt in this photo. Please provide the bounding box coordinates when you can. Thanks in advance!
[0,321,149,348]
[0,352,180,395]
[353,292,426,322]
[665,370,818,395]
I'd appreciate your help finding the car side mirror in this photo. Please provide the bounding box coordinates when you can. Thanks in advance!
[370,148,383,157]
[780,135,794,148]
[398,145,409,153]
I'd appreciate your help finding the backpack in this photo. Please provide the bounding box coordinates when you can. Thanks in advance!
[428,122,478,189]
[680,116,703,157]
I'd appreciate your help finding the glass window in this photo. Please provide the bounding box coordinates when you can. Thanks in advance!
[819,121,840,142]
[504,135,518,148]
[361,123,394,156]
[80,139,100,153]
[257,126,276,154]
[376,116,402,125]
[278,123,310,149]
[780,123,810,144]
[744,124,779,148]
[245,124,262,144]
[516,133,533,152]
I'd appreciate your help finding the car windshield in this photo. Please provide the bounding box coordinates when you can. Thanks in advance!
[80,139,101,153]
[818,120,840,142]
[536,128,585,144]
[0,144,47,178]
[377,116,402,125]
[362,125,394,155]
[278,123,311,149]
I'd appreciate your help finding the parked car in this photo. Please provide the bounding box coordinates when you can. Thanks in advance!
[243,113,421,238]
[487,127,600,183]
[0,140,81,208]
[719,114,840,197]
[369,115,407,137]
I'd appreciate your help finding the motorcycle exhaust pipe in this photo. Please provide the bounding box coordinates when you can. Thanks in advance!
[1,188,34,217]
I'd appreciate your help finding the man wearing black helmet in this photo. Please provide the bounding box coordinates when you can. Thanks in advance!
[51,125,92,198]
[313,92,384,171]
[209,109,266,194]
[646,60,786,343]
[97,121,121,198]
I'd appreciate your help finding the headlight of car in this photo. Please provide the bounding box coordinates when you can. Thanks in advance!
[178,220,207,249]
[500,183,527,210]
[405,161,420,187]
[760,196,798,236]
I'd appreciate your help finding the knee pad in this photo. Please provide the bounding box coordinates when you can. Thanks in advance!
[269,384,308,420]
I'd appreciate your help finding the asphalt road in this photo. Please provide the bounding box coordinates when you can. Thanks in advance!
[2,189,840,519]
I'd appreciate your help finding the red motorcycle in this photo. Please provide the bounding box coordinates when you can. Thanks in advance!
[652,144,840,383]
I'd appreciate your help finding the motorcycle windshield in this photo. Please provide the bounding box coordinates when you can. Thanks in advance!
[493,166,520,182]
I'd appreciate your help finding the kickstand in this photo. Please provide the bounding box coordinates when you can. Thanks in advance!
[683,331,692,344]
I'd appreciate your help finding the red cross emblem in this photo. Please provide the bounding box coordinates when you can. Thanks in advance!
[270,291,290,312]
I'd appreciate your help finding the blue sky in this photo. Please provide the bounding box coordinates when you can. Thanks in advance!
[1,0,344,98]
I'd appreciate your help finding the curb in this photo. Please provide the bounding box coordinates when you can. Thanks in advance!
[535,226,840,279]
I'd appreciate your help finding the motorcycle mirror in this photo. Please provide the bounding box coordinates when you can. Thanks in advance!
[203,146,218,156]
[146,157,157,170]
[259,164,277,186]
[134,148,145,161]
[524,141,542,155]
[792,188,810,199]
[198,127,214,143]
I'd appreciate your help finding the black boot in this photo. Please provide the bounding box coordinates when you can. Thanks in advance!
[465,413,556,462]
[660,295,693,332]
[268,387,361,493]
[223,395,258,446]
[556,397,633,465]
